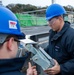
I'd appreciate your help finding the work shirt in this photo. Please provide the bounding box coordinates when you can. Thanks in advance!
[0,56,27,75]
[45,22,74,75]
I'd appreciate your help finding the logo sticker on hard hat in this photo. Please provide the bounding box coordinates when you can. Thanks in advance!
[9,20,17,29]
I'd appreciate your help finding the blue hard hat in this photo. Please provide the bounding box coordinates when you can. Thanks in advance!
[46,4,66,20]
[0,6,25,39]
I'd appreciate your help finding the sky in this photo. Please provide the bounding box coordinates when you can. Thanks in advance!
[2,0,74,7]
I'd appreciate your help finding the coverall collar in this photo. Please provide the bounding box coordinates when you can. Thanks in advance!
[51,22,70,41]
[0,57,27,73]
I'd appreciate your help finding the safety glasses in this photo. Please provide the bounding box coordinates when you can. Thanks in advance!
[3,38,20,46]
[14,39,20,46]
[48,17,58,26]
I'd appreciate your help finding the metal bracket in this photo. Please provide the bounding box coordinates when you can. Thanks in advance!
[19,39,55,70]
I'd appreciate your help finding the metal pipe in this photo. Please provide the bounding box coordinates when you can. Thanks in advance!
[52,0,56,4]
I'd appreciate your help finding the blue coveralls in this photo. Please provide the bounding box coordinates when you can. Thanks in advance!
[0,57,27,75]
[45,22,74,75]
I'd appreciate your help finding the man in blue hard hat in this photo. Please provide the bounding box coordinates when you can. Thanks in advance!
[0,6,37,75]
[44,4,74,75]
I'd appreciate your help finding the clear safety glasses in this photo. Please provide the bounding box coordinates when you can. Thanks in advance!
[47,17,58,26]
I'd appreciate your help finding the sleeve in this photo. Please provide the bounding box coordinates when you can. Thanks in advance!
[60,34,74,75]
[60,59,74,75]
[44,45,49,53]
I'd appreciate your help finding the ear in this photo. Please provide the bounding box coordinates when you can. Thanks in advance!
[7,37,14,51]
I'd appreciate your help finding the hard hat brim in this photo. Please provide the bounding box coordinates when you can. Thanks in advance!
[0,33,25,44]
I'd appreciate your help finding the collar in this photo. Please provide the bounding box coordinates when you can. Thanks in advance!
[51,22,70,41]
[0,56,27,73]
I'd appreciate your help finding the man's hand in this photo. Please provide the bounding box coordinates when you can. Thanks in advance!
[44,59,60,75]
[27,62,37,75]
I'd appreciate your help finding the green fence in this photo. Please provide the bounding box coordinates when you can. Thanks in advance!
[15,13,47,27]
